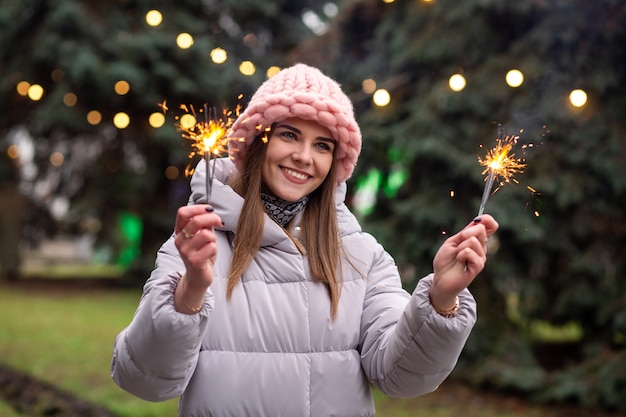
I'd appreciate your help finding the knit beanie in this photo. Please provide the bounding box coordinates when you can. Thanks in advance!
[228,63,362,184]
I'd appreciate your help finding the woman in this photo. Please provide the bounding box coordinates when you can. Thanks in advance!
[111,63,499,416]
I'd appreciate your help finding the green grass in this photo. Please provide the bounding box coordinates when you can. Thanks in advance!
[0,399,21,417]
[0,282,178,417]
[0,280,606,417]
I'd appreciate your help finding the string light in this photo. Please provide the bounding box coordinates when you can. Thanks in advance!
[362,79,377,94]
[210,47,227,64]
[506,69,524,88]
[569,89,587,108]
[449,74,466,92]
[146,10,162,26]
[149,112,166,128]
[239,61,256,76]
[176,33,194,49]
[266,66,281,78]
[16,81,30,96]
[50,152,65,167]
[115,81,130,95]
[27,84,44,101]
[63,93,77,107]
[113,112,130,129]
[87,110,102,125]
[373,89,391,107]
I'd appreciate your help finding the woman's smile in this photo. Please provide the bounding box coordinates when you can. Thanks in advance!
[261,118,336,202]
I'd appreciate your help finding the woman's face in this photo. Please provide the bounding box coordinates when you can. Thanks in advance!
[261,117,336,202]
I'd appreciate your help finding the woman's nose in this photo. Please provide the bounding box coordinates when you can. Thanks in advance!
[292,144,312,164]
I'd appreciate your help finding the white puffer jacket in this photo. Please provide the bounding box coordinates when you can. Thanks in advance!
[111,158,477,417]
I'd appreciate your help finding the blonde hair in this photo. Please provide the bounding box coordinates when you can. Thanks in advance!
[228,133,342,318]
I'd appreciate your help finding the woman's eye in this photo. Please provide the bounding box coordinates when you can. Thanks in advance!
[280,131,297,140]
[316,142,333,152]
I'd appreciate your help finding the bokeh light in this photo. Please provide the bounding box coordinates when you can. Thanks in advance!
[50,151,65,167]
[165,165,179,180]
[179,114,196,130]
[27,84,44,101]
[449,74,466,92]
[176,33,194,49]
[7,145,20,160]
[505,69,524,87]
[569,89,588,107]
[149,112,166,128]
[373,89,391,107]
[362,79,377,94]
[114,80,130,95]
[63,92,78,107]
[113,112,130,129]
[51,69,64,82]
[87,110,102,125]
[16,81,30,96]
[239,61,256,76]
[267,66,281,78]
[210,47,227,64]
[146,10,162,26]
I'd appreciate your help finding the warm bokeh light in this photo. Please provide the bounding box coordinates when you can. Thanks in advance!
[165,165,180,180]
[450,190,455,198]
[176,33,194,49]
[210,47,227,64]
[50,151,65,167]
[114,80,130,95]
[149,112,166,128]
[28,84,44,101]
[267,66,281,78]
[362,78,377,94]
[51,69,64,82]
[569,89,588,107]
[239,61,256,76]
[449,74,466,92]
[373,89,391,107]
[179,114,196,130]
[7,145,20,160]
[16,81,30,96]
[113,112,130,129]
[146,10,162,26]
[63,92,78,107]
[87,110,102,125]
[505,69,524,87]
[243,33,257,48]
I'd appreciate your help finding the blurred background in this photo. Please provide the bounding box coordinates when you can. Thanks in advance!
[0,0,624,416]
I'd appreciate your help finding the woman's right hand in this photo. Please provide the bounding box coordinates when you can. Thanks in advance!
[173,205,222,313]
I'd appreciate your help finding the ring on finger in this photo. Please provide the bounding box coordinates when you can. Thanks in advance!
[181,228,194,239]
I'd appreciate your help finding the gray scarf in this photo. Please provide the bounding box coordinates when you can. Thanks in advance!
[260,193,308,227]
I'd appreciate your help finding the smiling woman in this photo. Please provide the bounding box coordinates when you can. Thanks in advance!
[261,118,335,202]
[111,63,499,417]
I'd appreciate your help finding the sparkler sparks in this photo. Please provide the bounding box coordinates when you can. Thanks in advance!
[175,104,235,204]
[476,133,527,216]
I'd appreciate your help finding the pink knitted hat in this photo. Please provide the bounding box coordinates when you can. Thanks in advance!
[228,63,362,184]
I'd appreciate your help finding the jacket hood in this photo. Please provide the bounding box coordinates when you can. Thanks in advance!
[189,158,362,247]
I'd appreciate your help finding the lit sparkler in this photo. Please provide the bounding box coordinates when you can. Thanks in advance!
[175,104,235,204]
[476,132,527,216]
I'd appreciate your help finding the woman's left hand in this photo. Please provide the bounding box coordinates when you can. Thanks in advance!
[430,214,499,311]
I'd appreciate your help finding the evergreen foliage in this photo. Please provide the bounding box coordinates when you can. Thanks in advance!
[297,0,626,410]
[0,0,331,271]
[1,0,625,410]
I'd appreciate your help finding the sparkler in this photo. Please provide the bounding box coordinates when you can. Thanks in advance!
[175,104,234,204]
[476,131,527,216]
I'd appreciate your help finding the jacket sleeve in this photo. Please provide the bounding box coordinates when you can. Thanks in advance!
[110,235,214,402]
[359,241,476,398]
